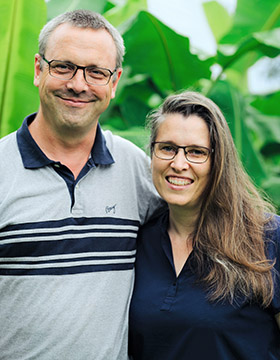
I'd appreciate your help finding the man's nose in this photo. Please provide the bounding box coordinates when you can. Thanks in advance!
[66,69,89,93]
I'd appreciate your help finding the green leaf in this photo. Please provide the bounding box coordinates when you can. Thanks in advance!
[253,27,280,49]
[208,81,267,185]
[250,91,280,116]
[0,0,47,137]
[220,0,280,45]
[123,11,212,92]
[215,0,280,79]
[46,0,107,20]
[245,105,280,149]
[203,1,233,43]
[262,176,280,211]
[103,0,148,30]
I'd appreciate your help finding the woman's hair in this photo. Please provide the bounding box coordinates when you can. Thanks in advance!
[38,9,125,71]
[147,90,276,307]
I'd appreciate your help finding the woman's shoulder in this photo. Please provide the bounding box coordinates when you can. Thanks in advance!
[265,214,280,262]
[265,214,280,240]
[140,209,168,232]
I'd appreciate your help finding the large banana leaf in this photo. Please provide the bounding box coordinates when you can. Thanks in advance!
[204,0,280,89]
[122,11,213,92]
[208,80,267,186]
[0,0,46,137]
[219,0,280,45]
[251,91,280,116]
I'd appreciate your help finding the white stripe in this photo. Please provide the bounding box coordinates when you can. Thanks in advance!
[0,231,137,245]
[0,224,138,238]
[0,250,136,263]
[0,258,135,269]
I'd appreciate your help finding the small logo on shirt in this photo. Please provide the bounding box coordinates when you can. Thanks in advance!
[105,204,117,214]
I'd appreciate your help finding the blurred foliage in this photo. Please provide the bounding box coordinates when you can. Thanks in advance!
[0,0,279,211]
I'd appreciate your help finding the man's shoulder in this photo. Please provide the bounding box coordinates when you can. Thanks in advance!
[102,129,150,164]
[102,129,146,153]
[0,131,17,155]
[0,131,17,144]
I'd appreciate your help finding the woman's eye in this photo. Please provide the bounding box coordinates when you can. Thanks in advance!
[188,148,206,156]
[161,146,176,153]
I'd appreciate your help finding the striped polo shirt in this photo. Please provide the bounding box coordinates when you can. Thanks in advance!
[0,114,162,360]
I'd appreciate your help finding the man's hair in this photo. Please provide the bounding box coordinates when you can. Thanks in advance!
[38,9,125,69]
[147,90,276,307]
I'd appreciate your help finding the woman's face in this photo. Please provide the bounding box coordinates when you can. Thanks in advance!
[151,113,211,213]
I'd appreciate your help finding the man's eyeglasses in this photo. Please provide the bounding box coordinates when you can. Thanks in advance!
[40,55,116,86]
[152,142,213,164]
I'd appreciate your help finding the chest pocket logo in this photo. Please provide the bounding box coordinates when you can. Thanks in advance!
[105,204,117,214]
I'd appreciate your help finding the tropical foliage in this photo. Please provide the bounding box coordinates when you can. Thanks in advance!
[1,0,279,210]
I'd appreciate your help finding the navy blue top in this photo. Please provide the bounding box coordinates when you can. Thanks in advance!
[129,211,280,360]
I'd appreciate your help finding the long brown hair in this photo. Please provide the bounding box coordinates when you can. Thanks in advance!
[147,90,276,307]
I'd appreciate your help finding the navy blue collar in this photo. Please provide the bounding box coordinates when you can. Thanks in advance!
[16,113,115,169]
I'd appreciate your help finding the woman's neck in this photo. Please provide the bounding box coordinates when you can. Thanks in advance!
[168,205,199,239]
[167,205,200,276]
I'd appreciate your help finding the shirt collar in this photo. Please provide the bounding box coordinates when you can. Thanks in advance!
[16,113,115,169]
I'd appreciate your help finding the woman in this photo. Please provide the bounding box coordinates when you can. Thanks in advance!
[129,91,280,360]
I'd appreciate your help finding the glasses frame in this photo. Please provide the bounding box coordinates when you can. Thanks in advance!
[152,142,214,164]
[40,55,116,86]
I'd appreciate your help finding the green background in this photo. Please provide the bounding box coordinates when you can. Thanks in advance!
[0,0,279,210]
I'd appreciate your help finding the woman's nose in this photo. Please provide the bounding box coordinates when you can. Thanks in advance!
[170,148,190,171]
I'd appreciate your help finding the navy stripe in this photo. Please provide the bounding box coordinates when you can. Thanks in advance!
[0,217,140,233]
[0,217,138,276]
[0,236,137,257]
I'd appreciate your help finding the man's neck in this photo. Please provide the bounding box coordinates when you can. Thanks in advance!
[29,115,97,179]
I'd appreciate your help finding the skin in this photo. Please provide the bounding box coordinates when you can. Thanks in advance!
[30,23,122,177]
[151,113,211,275]
[152,113,211,215]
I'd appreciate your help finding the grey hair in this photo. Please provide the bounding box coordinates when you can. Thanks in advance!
[38,9,125,69]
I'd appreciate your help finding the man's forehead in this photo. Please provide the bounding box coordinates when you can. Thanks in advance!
[44,23,117,64]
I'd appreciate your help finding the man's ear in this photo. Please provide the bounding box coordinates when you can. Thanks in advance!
[110,68,122,99]
[34,54,42,88]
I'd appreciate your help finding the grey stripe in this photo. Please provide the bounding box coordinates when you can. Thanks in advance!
[0,258,135,269]
[0,250,136,263]
[0,231,137,245]
[0,224,139,237]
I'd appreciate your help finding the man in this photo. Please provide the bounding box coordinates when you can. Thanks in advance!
[0,10,162,360]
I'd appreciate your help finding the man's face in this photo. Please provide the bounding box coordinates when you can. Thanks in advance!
[34,23,122,138]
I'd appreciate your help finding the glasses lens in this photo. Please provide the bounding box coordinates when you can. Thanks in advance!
[186,147,209,163]
[49,61,75,80]
[85,67,112,85]
[154,143,210,163]
[154,143,177,160]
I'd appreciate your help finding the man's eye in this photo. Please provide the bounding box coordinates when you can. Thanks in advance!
[53,63,73,72]
[87,68,107,78]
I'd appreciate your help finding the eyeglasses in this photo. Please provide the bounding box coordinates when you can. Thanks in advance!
[152,142,213,164]
[40,55,116,86]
